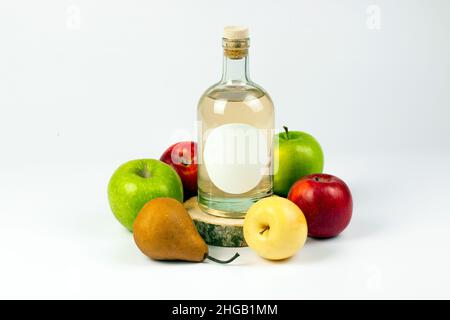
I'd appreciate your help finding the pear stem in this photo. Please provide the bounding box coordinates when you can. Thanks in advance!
[206,252,240,264]
[283,126,290,140]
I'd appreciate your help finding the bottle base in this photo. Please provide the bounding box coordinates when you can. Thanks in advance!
[197,190,273,219]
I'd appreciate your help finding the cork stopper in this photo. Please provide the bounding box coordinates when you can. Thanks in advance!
[223,26,249,40]
[223,26,249,59]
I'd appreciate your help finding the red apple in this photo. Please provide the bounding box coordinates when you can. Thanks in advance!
[288,173,352,238]
[160,141,197,200]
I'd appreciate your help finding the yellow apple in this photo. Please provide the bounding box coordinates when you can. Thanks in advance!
[243,196,308,260]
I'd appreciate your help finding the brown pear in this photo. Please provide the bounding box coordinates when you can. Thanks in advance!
[133,197,208,262]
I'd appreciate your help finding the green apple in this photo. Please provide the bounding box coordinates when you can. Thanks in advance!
[108,159,183,231]
[273,126,324,197]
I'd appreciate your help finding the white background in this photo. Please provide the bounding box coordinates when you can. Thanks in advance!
[1,0,449,299]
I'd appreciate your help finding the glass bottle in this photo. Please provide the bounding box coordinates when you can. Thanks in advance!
[197,26,275,218]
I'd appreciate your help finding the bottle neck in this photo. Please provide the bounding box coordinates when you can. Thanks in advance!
[221,55,250,83]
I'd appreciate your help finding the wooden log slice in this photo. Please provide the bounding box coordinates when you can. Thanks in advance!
[184,197,247,247]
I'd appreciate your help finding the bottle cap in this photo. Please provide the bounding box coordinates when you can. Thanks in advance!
[223,26,249,40]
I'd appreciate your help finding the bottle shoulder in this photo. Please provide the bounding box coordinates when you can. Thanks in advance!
[197,80,274,128]
[199,80,273,105]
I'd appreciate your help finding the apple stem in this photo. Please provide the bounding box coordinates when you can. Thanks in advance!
[139,166,152,179]
[259,225,270,235]
[283,126,290,140]
[206,252,240,264]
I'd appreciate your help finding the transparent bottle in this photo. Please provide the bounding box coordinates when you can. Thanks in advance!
[197,26,275,218]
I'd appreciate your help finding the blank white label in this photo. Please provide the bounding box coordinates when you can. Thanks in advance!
[203,123,268,194]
